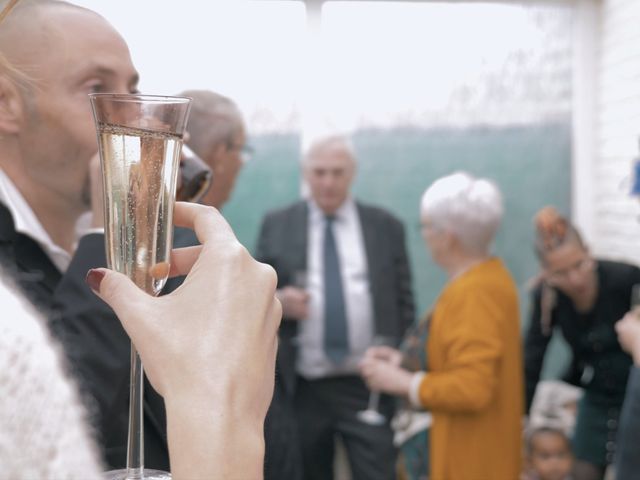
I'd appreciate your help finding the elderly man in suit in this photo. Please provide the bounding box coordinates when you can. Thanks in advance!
[255,134,415,480]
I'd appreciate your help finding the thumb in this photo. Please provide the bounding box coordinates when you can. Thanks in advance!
[86,268,150,323]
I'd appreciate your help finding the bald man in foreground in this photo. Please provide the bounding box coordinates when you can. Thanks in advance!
[0,0,278,474]
[0,0,138,305]
[0,0,160,466]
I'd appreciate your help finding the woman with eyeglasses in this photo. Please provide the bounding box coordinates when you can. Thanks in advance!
[360,172,523,480]
[525,206,640,480]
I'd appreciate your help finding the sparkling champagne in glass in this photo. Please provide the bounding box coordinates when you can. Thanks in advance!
[90,94,192,480]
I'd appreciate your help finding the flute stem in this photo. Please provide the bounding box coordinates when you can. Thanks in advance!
[126,344,145,479]
[368,391,380,411]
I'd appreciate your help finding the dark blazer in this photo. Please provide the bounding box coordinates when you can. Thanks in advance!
[615,366,640,479]
[0,202,168,465]
[0,203,61,320]
[255,200,416,393]
[0,201,197,470]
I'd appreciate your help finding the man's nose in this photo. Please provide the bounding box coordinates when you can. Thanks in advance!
[321,174,337,187]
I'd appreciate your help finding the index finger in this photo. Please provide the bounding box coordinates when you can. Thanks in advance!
[173,202,236,245]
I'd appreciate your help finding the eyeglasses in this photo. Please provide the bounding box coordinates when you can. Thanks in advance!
[226,140,255,164]
[417,221,440,235]
[546,257,594,284]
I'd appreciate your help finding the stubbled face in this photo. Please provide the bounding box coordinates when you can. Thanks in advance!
[529,432,573,480]
[201,127,247,209]
[303,143,355,215]
[543,241,595,300]
[14,6,139,211]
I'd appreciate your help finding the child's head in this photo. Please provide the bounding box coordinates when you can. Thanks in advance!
[526,427,573,480]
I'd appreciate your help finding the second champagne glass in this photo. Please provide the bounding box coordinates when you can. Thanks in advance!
[90,93,192,480]
[357,335,394,426]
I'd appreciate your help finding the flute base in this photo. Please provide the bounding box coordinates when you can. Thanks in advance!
[356,408,386,426]
[104,468,171,480]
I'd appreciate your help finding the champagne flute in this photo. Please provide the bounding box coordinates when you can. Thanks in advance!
[292,269,308,291]
[357,335,394,426]
[176,144,212,203]
[90,93,192,480]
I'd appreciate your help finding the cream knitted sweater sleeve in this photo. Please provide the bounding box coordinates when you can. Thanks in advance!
[0,278,103,479]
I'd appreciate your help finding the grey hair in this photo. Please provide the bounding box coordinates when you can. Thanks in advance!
[302,134,357,166]
[421,171,503,255]
[178,89,244,158]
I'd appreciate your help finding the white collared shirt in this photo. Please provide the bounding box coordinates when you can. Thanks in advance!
[297,198,375,379]
[0,170,70,272]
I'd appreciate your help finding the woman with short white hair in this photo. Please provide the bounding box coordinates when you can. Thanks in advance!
[360,172,524,480]
[419,171,503,263]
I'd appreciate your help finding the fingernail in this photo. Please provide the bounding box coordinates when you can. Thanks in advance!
[86,268,106,293]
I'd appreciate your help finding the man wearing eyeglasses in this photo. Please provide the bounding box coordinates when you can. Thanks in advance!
[178,89,252,209]
[172,90,304,480]
[255,134,415,480]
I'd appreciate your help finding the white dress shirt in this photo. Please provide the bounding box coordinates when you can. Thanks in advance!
[0,169,70,272]
[297,198,375,379]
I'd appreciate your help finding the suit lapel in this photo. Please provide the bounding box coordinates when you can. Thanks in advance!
[357,202,380,282]
[286,201,309,277]
[0,203,60,302]
[356,203,384,334]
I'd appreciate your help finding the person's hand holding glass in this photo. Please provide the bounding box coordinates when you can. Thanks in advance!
[90,93,191,480]
[89,202,281,480]
[276,270,309,321]
[357,336,404,425]
[359,338,415,424]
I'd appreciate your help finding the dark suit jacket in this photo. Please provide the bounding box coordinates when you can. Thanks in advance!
[615,366,640,479]
[255,200,416,394]
[0,203,61,320]
[0,203,151,464]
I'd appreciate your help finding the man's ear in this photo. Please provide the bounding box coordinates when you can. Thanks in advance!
[0,74,25,134]
[210,142,228,174]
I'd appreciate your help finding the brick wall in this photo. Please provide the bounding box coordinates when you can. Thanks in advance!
[576,0,640,262]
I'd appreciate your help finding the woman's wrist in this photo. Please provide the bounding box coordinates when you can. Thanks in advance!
[409,371,426,407]
[165,388,265,480]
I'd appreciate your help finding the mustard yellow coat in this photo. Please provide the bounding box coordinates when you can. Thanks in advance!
[418,258,524,480]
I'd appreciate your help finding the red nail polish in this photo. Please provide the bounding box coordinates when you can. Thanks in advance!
[86,269,105,293]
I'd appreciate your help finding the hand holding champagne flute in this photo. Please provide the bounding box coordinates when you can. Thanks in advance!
[357,335,395,426]
[88,202,281,480]
[276,270,310,321]
[90,93,191,480]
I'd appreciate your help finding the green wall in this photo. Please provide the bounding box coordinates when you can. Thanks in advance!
[223,123,572,377]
